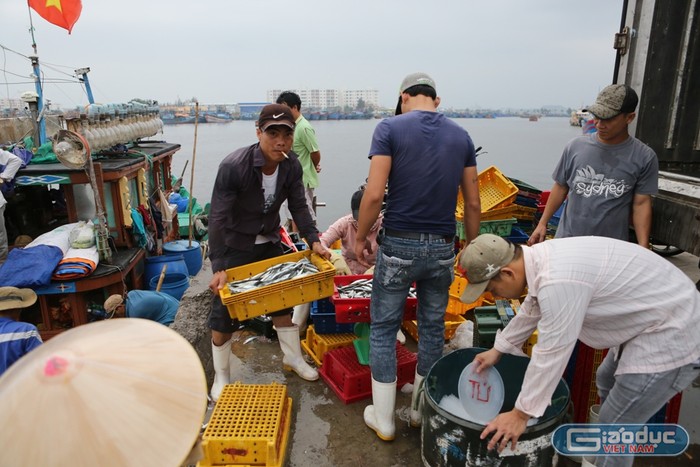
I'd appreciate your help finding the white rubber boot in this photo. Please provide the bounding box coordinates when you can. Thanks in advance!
[276,325,319,381]
[410,371,425,427]
[292,303,311,336]
[210,338,232,402]
[364,378,397,441]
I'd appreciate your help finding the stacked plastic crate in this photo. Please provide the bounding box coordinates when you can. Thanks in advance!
[456,166,541,246]
[303,275,418,404]
[198,383,292,467]
[563,342,682,424]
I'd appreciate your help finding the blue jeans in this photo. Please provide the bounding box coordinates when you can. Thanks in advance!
[369,233,454,383]
[594,351,700,467]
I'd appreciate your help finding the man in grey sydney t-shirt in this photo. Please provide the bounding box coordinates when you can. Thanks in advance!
[529,84,658,248]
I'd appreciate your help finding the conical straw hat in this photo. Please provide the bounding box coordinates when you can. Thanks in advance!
[0,318,208,466]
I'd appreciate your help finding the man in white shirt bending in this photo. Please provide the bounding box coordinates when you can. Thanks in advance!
[460,234,700,467]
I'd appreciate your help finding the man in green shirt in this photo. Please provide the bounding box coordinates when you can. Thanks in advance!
[276,91,322,228]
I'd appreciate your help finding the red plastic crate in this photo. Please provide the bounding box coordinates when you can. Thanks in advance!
[319,343,417,404]
[330,275,417,323]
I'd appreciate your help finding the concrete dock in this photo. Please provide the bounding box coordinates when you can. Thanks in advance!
[174,251,700,466]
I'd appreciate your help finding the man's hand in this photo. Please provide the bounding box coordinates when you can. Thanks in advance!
[473,348,502,373]
[311,241,331,260]
[527,224,546,246]
[353,237,373,269]
[209,270,228,294]
[480,409,530,453]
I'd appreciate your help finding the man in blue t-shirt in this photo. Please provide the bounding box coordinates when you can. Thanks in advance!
[354,72,481,441]
[104,290,179,326]
[0,286,42,376]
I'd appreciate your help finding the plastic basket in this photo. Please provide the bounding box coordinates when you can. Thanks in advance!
[446,275,485,314]
[480,204,537,222]
[310,298,355,334]
[507,226,530,244]
[331,275,417,323]
[479,217,517,237]
[219,250,335,321]
[455,166,519,220]
[402,313,466,342]
[319,343,416,404]
[199,383,291,467]
[300,325,355,366]
[507,176,543,196]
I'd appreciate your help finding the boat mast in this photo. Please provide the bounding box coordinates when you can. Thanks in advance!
[75,67,95,105]
[27,6,47,146]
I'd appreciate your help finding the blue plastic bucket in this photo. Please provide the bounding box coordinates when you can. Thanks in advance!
[144,254,188,286]
[163,240,202,276]
[149,272,190,300]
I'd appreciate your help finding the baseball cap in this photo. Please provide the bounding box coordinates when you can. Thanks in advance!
[351,189,364,221]
[459,234,515,304]
[583,84,639,120]
[0,287,36,311]
[257,104,296,131]
[395,72,437,115]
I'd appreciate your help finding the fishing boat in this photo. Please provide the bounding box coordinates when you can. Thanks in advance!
[0,11,187,341]
[570,109,593,126]
[203,112,233,123]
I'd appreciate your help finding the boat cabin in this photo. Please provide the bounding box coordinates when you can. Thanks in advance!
[3,141,181,340]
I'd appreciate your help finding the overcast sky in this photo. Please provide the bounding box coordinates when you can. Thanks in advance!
[1,0,624,110]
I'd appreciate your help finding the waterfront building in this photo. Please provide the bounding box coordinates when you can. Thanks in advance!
[266,88,379,110]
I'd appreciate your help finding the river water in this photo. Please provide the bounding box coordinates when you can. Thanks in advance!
[163,117,582,231]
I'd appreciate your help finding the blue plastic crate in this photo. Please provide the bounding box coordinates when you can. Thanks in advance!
[310,298,355,334]
[507,226,529,244]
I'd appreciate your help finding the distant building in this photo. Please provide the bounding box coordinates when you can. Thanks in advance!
[266,89,379,110]
[0,98,24,116]
[238,102,270,120]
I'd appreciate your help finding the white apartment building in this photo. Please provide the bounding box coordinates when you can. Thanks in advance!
[266,89,379,110]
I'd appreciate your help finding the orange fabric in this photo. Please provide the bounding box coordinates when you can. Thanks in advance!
[28,0,82,34]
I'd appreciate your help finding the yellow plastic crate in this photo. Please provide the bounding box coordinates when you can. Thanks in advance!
[480,204,537,221]
[198,383,292,467]
[402,313,466,342]
[300,325,355,366]
[219,250,335,321]
[522,330,538,357]
[446,275,486,314]
[455,166,519,219]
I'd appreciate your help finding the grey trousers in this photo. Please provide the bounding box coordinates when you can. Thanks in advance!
[593,351,699,467]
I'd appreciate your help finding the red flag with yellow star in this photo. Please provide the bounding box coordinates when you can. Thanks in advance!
[28,0,83,34]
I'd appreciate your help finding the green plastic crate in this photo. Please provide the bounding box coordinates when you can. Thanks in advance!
[478,217,517,237]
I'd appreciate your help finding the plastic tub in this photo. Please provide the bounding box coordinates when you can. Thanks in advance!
[163,240,202,276]
[149,272,189,300]
[421,347,570,466]
[144,254,188,286]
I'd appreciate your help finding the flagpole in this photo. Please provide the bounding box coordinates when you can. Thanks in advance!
[26,2,47,146]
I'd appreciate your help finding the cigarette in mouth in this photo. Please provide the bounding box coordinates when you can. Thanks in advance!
[281,151,289,159]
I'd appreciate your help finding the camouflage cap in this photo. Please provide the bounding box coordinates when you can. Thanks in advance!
[583,84,638,120]
[459,234,515,304]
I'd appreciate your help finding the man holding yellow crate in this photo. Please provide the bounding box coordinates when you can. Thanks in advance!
[207,104,330,402]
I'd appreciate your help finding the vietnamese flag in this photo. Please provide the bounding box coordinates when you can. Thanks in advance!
[28,0,82,34]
